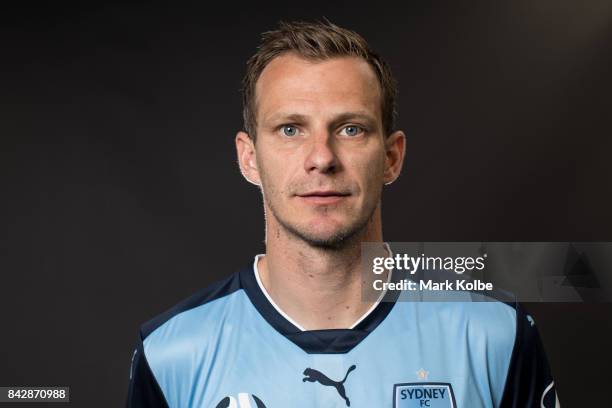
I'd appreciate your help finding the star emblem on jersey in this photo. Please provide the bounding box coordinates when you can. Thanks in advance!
[416,368,429,380]
[302,365,356,406]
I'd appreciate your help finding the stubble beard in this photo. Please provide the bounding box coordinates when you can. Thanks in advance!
[263,192,379,250]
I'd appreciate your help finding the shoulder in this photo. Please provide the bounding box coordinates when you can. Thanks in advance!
[457,291,540,349]
[454,297,556,406]
[127,267,251,408]
[141,270,242,339]
[397,290,525,351]
[139,268,247,367]
[445,295,520,350]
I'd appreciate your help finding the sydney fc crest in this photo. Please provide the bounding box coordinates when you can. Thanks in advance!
[394,383,456,408]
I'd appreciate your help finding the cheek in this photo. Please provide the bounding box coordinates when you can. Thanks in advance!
[353,152,386,190]
[257,151,293,195]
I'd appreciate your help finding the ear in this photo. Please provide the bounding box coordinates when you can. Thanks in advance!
[383,130,406,185]
[235,131,261,186]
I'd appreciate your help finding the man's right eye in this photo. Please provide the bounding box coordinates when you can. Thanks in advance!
[281,125,298,137]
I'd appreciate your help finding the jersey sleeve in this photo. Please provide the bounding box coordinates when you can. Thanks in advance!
[126,334,169,408]
[499,304,560,408]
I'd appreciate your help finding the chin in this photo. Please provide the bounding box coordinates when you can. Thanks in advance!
[268,201,376,249]
[288,221,364,249]
[298,232,353,249]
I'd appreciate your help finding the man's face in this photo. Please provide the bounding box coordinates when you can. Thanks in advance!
[238,53,402,247]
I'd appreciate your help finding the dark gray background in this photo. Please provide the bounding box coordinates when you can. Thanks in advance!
[1,1,611,406]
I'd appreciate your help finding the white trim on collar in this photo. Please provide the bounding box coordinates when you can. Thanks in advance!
[253,253,307,331]
[252,243,394,331]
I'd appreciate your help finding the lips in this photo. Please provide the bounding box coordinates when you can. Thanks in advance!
[296,190,350,204]
[299,190,350,197]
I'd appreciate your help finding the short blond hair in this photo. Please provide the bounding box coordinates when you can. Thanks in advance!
[241,20,397,140]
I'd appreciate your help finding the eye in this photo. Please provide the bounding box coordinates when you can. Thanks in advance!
[281,125,298,137]
[340,125,364,137]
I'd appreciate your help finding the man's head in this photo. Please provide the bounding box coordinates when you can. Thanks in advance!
[236,20,405,249]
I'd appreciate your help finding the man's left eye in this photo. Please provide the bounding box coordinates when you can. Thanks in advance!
[340,125,364,137]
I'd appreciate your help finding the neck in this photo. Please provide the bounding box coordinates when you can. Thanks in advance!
[257,206,389,330]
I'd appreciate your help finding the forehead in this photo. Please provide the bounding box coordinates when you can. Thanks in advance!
[255,53,382,123]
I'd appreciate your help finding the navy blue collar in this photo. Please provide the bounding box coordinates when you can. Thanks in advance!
[239,261,400,354]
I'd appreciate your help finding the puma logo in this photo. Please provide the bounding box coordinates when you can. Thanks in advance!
[302,365,356,406]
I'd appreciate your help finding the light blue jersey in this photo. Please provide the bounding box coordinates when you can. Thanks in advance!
[127,257,559,407]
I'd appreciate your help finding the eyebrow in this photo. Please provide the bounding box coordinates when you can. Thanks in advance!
[263,111,378,127]
[264,113,309,124]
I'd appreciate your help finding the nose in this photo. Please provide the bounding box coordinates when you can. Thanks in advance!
[303,131,339,174]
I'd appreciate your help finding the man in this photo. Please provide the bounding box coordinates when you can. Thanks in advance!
[127,20,559,407]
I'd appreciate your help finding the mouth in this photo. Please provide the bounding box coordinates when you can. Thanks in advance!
[296,190,351,205]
